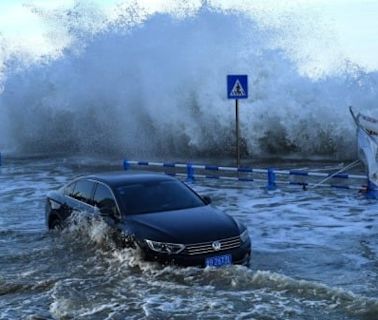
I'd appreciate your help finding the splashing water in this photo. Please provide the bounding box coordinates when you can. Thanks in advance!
[48,204,378,320]
[0,2,378,160]
[63,211,112,245]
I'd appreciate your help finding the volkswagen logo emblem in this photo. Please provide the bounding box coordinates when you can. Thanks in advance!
[212,241,221,251]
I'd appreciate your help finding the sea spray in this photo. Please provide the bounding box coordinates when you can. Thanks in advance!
[0,3,377,159]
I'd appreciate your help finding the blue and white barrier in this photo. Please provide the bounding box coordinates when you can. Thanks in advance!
[123,160,369,192]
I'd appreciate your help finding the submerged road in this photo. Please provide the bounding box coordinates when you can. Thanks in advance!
[0,158,377,319]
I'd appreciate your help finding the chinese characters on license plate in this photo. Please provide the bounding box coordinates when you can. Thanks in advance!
[205,254,232,267]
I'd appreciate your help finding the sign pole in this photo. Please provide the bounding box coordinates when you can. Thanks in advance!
[235,99,240,167]
[227,74,248,168]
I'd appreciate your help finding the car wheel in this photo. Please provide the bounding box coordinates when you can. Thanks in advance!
[50,217,63,231]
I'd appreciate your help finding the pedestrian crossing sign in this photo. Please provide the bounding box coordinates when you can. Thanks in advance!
[227,75,248,99]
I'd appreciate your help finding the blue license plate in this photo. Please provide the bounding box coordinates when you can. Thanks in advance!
[205,254,232,267]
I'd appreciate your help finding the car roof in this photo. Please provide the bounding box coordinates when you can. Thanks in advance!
[85,171,176,188]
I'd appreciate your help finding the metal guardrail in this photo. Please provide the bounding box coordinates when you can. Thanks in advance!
[123,160,368,192]
[0,154,370,193]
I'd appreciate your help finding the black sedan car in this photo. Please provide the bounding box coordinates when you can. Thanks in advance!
[46,172,251,267]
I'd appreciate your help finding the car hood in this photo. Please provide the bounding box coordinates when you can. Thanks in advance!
[123,206,240,244]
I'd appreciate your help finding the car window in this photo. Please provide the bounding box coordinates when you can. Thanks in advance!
[64,182,76,196]
[93,183,118,216]
[116,180,204,215]
[71,179,95,205]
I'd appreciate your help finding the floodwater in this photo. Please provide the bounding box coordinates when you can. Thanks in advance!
[0,157,377,320]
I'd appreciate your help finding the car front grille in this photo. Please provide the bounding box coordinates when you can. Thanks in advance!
[182,235,241,256]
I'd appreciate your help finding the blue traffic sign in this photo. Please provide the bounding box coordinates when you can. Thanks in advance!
[227,75,248,99]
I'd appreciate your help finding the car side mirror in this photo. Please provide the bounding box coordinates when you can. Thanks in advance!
[202,195,212,205]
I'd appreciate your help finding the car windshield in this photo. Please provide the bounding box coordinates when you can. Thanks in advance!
[116,180,205,215]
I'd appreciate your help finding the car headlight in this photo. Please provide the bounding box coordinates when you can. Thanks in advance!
[145,239,185,254]
[240,229,250,243]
